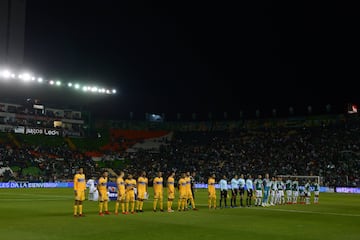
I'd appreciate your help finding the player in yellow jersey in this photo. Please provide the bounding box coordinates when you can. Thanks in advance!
[97,170,110,216]
[73,167,86,217]
[185,171,198,210]
[153,171,164,212]
[177,172,187,211]
[136,171,148,212]
[208,173,217,209]
[167,172,176,212]
[115,171,126,215]
[125,174,137,214]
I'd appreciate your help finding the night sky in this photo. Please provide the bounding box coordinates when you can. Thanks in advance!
[7,1,358,120]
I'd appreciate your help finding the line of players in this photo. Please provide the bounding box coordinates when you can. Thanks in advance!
[212,173,320,209]
[113,170,198,215]
[73,168,320,217]
[73,168,198,217]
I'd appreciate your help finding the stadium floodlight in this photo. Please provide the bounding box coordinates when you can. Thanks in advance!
[1,70,12,78]
[0,65,117,96]
[21,73,31,81]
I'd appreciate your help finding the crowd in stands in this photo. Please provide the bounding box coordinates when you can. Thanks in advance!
[0,116,359,187]
[0,141,100,182]
[121,122,359,187]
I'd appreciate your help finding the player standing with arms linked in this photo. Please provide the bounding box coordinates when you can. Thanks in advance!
[153,171,164,212]
[230,175,239,207]
[253,175,263,207]
[125,173,137,214]
[262,173,271,207]
[208,173,217,209]
[219,175,228,208]
[177,173,187,211]
[73,167,86,217]
[167,172,176,212]
[98,170,110,216]
[245,175,254,207]
[136,171,148,212]
[115,171,126,215]
[238,174,246,207]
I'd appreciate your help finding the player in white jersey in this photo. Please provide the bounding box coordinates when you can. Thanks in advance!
[86,177,98,201]
[230,175,239,207]
[285,177,292,204]
[253,175,263,207]
[219,175,228,208]
[238,174,246,207]
[313,181,320,204]
[292,178,299,204]
[304,180,311,205]
[270,176,278,206]
[276,177,285,205]
[245,175,254,207]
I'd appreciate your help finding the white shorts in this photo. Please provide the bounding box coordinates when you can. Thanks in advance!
[278,190,284,197]
[286,190,292,197]
[293,191,299,197]
[255,190,262,198]
[314,191,319,196]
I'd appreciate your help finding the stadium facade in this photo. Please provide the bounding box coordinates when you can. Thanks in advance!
[0,99,85,137]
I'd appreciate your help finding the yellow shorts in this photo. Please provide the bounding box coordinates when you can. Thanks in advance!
[187,191,193,199]
[208,192,216,199]
[75,190,85,201]
[154,191,163,200]
[168,192,175,200]
[126,191,135,202]
[179,192,187,199]
[99,190,109,201]
[117,192,126,201]
[137,191,146,200]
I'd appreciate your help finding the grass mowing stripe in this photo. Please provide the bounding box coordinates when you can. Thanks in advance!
[0,188,359,240]
[247,205,360,217]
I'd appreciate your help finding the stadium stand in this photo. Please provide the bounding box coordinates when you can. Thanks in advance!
[0,112,359,187]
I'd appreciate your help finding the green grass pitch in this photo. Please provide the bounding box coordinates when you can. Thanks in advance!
[0,188,359,240]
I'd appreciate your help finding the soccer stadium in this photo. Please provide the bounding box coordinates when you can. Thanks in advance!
[0,97,359,240]
[1,1,359,240]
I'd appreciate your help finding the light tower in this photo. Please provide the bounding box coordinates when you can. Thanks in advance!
[0,0,26,67]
